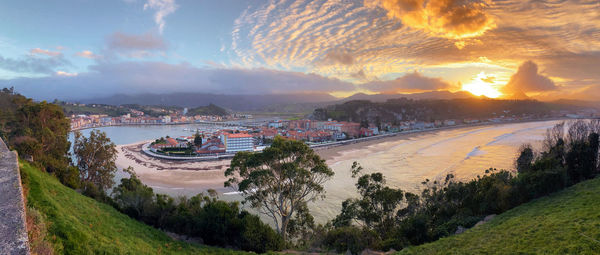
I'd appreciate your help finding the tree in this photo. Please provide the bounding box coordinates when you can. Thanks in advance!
[73,130,118,193]
[194,132,203,147]
[333,162,405,235]
[112,167,154,220]
[225,136,334,241]
[12,101,70,173]
[516,144,534,173]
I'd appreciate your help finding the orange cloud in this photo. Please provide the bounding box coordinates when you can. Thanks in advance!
[503,61,556,95]
[75,50,99,59]
[56,71,78,77]
[365,0,496,39]
[363,71,455,93]
[29,48,62,57]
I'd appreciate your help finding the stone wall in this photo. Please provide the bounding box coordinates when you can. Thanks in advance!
[0,138,29,254]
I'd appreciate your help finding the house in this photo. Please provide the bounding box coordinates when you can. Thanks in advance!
[443,120,456,126]
[221,133,254,153]
[360,127,374,137]
[150,137,180,150]
[196,138,226,154]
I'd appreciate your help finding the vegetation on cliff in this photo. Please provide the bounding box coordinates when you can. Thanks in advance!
[398,175,600,254]
[20,161,247,254]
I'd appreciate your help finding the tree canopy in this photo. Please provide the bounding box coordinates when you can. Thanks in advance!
[225,136,334,240]
[73,130,118,193]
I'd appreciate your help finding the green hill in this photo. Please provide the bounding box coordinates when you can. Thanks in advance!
[187,103,229,116]
[20,161,247,254]
[398,177,600,255]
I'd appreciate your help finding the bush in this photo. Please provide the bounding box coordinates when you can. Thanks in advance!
[112,174,284,253]
[239,212,284,253]
[323,226,379,254]
[54,166,80,189]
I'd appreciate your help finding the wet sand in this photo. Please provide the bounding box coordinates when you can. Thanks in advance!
[115,130,426,193]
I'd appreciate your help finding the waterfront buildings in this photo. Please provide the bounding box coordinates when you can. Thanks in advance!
[221,133,254,153]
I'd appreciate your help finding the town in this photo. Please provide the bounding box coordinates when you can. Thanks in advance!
[69,106,599,159]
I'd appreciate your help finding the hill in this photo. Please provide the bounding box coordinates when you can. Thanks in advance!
[340,91,474,102]
[187,103,229,116]
[19,161,246,254]
[73,91,475,113]
[76,92,337,111]
[398,176,600,254]
[312,98,568,123]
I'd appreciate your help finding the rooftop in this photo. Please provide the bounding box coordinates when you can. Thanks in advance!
[225,133,253,138]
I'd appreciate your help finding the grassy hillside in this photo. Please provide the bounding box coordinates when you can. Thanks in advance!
[399,177,600,255]
[20,161,247,254]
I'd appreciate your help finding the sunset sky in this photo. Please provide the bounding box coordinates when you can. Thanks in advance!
[0,0,598,101]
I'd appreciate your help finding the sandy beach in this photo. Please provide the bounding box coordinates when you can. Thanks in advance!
[115,130,426,193]
[116,141,232,192]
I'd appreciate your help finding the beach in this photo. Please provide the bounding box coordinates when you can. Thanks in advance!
[116,141,232,192]
[114,120,567,221]
[115,131,423,193]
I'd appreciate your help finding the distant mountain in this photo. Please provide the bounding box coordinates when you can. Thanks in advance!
[75,91,479,113]
[340,91,475,102]
[75,92,337,111]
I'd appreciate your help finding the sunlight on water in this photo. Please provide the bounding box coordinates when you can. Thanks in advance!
[308,120,562,222]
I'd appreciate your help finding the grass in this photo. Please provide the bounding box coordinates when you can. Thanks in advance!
[20,161,248,255]
[398,177,600,255]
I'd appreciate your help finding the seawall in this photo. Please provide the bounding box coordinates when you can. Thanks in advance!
[0,138,29,254]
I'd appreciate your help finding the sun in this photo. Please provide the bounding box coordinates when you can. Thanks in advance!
[461,72,503,98]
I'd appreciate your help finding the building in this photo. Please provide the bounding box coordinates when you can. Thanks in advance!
[221,133,254,153]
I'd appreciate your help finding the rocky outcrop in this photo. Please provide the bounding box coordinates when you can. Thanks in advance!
[0,138,29,254]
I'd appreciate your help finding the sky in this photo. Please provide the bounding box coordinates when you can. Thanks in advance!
[0,0,598,101]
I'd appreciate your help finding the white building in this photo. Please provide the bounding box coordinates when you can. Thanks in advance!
[221,133,254,153]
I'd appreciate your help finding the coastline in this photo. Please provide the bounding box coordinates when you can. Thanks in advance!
[115,118,569,194]
[116,141,231,192]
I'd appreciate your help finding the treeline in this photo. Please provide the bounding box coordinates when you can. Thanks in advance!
[318,120,600,253]
[0,88,74,182]
[312,98,558,123]
[110,169,283,253]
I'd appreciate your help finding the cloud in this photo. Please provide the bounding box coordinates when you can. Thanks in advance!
[363,71,454,92]
[105,32,167,59]
[143,0,178,34]
[0,53,69,74]
[4,61,355,100]
[75,50,100,59]
[107,32,167,51]
[502,61,556,94]
[320,50,355,66]
[365,0,496,39]
[56,71,78,77]
[229,0,599,96]
[29,48,62,57]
